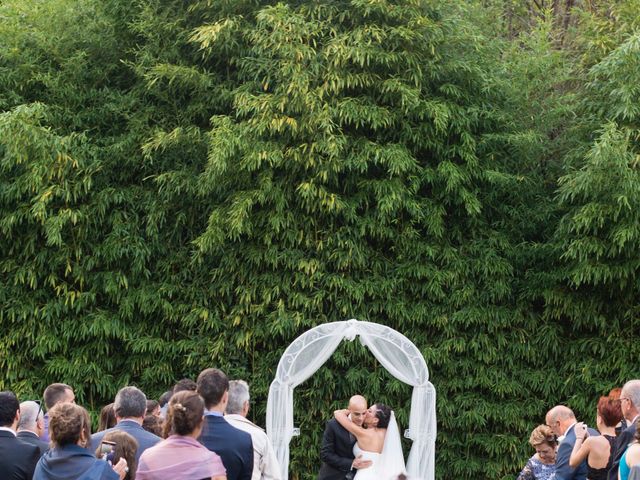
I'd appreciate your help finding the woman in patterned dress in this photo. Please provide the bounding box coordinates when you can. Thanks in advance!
[517,424,558,480]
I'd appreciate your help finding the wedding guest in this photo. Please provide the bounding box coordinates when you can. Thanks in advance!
[569,396,619,479]
[156,380,196,429]
[173,379,197,394]
[0,391,40,480]
[34,403,127,480]
[608,388,625,434]
[225,380,281,480]
[517,425,557,480]
[159,391,172,407]
[91,387,161,462]
[141,415,163,437]
[95,430,138,480]
[158,391,172,420]
[609,388,623,400]
[629,464,640,480]
[617,421,640,480]
[546,405,598,480]
[41,383,74,442]
[145,401,160,417]
[608,381,640,480]
[17,400,49,456]
[98,403,117,432]
[136,391,226,480]
[197,368,253,480]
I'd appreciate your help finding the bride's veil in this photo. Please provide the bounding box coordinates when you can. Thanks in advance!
[379,411,406,479]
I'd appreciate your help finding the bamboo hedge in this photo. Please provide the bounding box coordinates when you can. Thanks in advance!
[1,1,639,478]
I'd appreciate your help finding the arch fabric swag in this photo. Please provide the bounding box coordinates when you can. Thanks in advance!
[266,319,436,480]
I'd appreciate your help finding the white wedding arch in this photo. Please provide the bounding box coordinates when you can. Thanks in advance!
[266,319,436,480]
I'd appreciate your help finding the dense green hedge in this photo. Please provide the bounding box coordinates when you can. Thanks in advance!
[1,1,639,479]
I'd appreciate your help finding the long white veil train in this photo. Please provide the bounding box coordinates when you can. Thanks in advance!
[379,411,406,480]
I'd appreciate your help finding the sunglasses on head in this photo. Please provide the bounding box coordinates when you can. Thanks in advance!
[29,400,43,420]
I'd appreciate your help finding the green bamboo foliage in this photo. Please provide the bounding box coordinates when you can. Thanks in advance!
[543,33,640,403]
[183,1,538,478]
[2,0,640,479]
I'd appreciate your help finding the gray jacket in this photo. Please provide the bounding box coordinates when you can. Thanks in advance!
[90,419,161,463]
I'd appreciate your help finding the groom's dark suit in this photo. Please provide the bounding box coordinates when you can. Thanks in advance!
[317,419,355,480]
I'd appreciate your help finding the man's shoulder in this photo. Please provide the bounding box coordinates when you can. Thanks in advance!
[227,420,253,445]
[8,436,40,458]
[625,422,637,435]
[16,432,48,448]
[613,422,637,448]
[325,418,346,431]
[116,423,161,444]
[226,415,267,436]
[204,416,252,444]
[0,438,39,474]
[93,422,160,444]
[91,428,107,442]
[16,431,40,442]
[18,437,41,451]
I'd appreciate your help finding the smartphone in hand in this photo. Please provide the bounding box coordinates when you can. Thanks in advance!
[100,441,116,463]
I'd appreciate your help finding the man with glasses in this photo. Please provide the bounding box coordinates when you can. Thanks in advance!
[608,380,640,480]
[17,401,48,456]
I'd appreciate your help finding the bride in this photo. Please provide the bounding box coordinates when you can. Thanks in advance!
[334,403,406,480]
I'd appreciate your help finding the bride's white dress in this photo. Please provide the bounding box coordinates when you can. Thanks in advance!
[353,444,382,480]
[352,412,406,480]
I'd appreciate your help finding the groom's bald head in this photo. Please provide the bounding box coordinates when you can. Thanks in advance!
[348,395,367,427]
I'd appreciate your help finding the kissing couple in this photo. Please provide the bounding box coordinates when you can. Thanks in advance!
[317,395,406,480]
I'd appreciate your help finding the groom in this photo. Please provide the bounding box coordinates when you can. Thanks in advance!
[317,395,372,480]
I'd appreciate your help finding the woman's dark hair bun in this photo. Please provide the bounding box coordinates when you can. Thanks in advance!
[374,403,392,429]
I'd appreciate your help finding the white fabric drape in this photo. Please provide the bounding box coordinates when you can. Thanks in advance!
[266,319,436,480]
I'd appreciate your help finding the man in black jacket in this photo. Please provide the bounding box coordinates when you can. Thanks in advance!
[608,380,640,480]
[317,395,372,480]
[0,391,40,480]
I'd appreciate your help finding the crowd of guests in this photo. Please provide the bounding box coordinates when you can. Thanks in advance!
[518,380,640,480]
[0,368,281,480]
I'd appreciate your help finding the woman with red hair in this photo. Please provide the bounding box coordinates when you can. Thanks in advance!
[569,396,622,479]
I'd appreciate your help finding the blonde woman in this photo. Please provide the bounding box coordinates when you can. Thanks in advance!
[517,425,558,480]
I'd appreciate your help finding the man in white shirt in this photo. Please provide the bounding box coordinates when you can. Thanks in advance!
[225,380,281,480]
